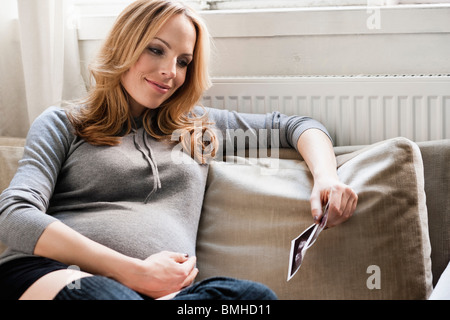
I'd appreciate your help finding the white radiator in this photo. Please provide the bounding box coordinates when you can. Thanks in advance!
[202,75,450,146]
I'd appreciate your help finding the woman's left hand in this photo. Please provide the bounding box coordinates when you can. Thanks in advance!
[310,177,358,228]
[296,128,358,229]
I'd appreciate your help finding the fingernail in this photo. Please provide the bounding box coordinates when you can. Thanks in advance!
[314,215,319,222]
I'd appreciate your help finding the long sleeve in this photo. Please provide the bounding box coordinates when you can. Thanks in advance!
[196,106,332,153]
[0,107,73,254]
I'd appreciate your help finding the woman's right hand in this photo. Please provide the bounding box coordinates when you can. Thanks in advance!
[35,222,197,299]
[118,251,198,299]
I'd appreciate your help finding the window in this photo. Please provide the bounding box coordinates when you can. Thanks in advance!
[75,0,450,80]
[73,0,450,13]
[187,0,450,10]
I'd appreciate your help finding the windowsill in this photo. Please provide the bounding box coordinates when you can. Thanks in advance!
[200,4,450,38]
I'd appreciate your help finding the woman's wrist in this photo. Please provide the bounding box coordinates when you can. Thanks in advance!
[312,169,339,183]
[98,252,143,283]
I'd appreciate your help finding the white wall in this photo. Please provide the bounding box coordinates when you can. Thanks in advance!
[77,5,450,79]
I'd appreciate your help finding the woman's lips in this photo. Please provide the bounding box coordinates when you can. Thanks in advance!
[145,79,171,94]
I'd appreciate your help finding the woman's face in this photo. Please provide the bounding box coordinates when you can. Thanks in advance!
[121,14,196,117]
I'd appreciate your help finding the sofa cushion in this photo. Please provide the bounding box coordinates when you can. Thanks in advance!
[196,137,433,299]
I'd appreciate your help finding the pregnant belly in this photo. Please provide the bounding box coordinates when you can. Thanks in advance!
[52,201,200,260]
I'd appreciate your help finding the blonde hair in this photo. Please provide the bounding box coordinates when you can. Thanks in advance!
[67,0,217,163]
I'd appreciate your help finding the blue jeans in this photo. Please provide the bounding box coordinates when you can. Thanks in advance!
[173,277,277,300]
[54,275,277,300]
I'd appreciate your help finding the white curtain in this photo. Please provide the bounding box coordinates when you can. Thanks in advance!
[0,0,86,138]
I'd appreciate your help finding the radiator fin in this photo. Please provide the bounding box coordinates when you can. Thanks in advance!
[202,76,450,146]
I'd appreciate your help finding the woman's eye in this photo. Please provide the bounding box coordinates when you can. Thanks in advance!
[147,46,190,68]
[177,59,189,68]
[148,47,163,55]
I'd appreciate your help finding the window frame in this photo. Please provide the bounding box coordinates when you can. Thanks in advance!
[72,0,450,13]
[76,3,450,40]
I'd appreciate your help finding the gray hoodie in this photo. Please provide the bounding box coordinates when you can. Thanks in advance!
[0,106,330,266]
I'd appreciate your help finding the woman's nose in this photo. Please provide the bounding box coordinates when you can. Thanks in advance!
[161,58,176,79]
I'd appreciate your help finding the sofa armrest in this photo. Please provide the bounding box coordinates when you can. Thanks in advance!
[0,137,25,255]
[417,139,450,287]
[0,138,25,193]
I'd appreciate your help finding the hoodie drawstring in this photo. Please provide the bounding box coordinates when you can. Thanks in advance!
[132,129,161,203]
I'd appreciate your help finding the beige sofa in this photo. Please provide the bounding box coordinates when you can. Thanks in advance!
[0,136,449,300]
